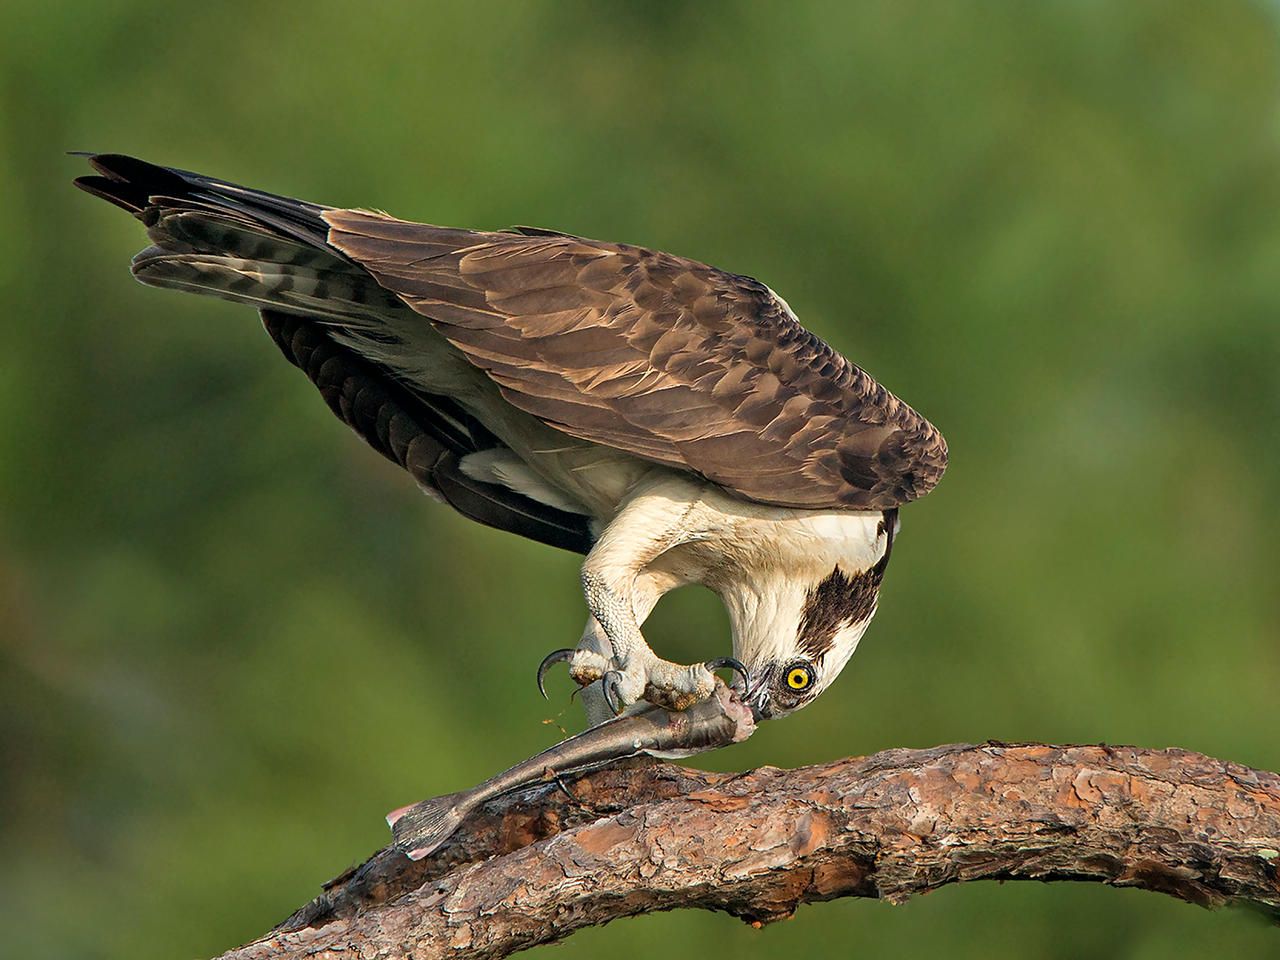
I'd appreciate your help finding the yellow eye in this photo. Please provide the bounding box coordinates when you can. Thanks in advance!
[786,666,812,690]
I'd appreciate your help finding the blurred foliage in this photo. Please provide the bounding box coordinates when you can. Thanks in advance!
[2,1,1279,957]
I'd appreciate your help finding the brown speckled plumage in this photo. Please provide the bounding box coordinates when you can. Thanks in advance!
[325,210,947,511]
[76,153,947,517]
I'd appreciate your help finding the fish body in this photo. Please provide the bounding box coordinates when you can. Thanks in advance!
[388,682,754,859]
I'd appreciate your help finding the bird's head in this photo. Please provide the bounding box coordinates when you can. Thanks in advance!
[726,513,896,722]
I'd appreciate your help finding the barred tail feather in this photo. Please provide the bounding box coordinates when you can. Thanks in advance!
[147,208,335,267]
[387,793,470,860]
[77,152,394,321]
[131,248,404,323]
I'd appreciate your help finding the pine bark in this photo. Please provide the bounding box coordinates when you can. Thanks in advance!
[212,742,1280,960]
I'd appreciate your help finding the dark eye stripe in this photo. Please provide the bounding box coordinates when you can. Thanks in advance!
[795,560,885,660]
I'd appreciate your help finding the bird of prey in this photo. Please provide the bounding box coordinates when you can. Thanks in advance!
[75,153,947,726]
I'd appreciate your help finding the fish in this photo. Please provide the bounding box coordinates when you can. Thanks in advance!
[386,680,756,859]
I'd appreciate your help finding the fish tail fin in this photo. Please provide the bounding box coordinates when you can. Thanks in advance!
[386,793,468,860]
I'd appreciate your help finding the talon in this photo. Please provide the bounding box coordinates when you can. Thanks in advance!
[602,670,625,716]
[536,648,577,699]
[704,656,750,690]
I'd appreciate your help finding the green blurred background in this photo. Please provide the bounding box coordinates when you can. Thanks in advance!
[3,2,1278,957]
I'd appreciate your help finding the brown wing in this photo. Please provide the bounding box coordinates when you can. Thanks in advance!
[324,211,948,510]
[76,154,596,554]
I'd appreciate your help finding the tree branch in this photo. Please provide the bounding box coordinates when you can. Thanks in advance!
[216,742,1280,960]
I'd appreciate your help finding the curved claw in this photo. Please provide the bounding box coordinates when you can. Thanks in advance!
[536,648,577,700]
[601,670,625,716]
[704,656,750,691]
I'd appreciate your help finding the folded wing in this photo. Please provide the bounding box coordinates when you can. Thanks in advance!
[326,211,948,510]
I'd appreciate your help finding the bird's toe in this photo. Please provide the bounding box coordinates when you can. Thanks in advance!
[536,647,610,697]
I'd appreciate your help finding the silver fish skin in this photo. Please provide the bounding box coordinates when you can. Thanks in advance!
[387,681,755,860]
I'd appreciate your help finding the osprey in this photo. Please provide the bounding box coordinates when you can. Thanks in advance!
[75,154,947,726]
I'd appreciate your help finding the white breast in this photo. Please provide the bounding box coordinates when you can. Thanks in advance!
[669,483,887,582]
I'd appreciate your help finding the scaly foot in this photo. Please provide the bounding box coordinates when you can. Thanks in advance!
[537,648,747,714]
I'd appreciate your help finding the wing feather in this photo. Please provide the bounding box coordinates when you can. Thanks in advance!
[324,209,947,509]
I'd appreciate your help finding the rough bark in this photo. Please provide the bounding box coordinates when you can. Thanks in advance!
[216,742,1280,960]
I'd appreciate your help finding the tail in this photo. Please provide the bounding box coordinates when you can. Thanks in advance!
[73,153,595,554]
[74,153,403,322]
[386,793,470,860]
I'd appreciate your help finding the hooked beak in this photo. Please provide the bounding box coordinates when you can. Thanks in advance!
[707,656,769,721]
[741,670,773,722]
